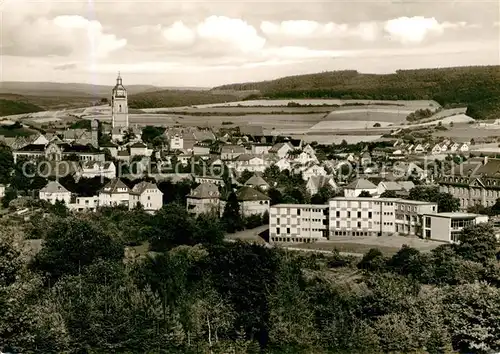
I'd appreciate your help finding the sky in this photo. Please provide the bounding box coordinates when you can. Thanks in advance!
[0,0,499,87]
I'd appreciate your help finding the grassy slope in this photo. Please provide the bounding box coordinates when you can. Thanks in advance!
[213,66,500,120]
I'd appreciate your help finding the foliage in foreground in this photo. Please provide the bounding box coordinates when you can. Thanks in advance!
[0,209,499,353]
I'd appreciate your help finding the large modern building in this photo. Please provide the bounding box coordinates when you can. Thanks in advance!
[423,212,489,243]
[439,157,500,211]
[269,197,437,243]
[269,204,329,243]
[329,197,437,237]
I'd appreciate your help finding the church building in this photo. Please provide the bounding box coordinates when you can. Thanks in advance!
[111,72,129,140]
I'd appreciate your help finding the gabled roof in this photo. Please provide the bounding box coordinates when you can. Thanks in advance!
[221,144,246,154]
[308,175,335,190]
[130,141,147,148]
[244,175,269,188]
[380,181,404,191]
[345,178,377,190]
[269,142,292,153]
[16,143,46,152]
[40,181,70,194]
[132,181,159,194]
[188,183,220,199]
[100,178,130,193]
[236,186,270,201]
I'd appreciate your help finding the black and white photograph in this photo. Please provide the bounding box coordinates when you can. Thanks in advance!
[0,0,499,353]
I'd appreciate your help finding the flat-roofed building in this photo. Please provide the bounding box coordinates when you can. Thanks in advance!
[329,197,396,237]
[269,204,329,243]
[394,199,437,236]
[328,197,438,238]
[423,212,489,243]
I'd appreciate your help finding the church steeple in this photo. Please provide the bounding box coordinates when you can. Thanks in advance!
[116,72,122,86]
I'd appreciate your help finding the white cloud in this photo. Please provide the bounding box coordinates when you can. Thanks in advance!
[384,16,450,43]
[1,13,126,58]
[162,21,196,45]
[53,15,126,57]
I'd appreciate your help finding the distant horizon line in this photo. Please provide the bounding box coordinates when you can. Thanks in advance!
[0,64,497,88]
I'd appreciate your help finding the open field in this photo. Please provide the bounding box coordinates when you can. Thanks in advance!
[433,122,500,141]
[147,106,337,114]
[141,99,440,111]
[290,235,443,256]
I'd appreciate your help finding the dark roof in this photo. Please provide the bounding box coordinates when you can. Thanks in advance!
[63,143,100,154]
[16,144,46,152]
[130,141,147,148]
[187,183,220,199]
[100,178,130,193]
[236,186,270,201]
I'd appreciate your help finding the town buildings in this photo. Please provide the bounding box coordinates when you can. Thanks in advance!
[39,181,71,205]
[439,157,500,210]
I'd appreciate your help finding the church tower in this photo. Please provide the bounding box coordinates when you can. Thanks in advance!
[91,119,99,148]
[111,72,129,130]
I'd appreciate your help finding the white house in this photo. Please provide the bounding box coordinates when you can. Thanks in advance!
[98,178,139,209]
[221,145,246,160]
[431,144,442,155]
[344,178,378,197]
[80,161,116,179]
[292,151,318,165]
[186,183,221,216]
[269,142,293,159]
[129,141,149,157]
[302,144,317,158]
[234,154,268,173]
[39,181,71,205]
[413,144,426,154]
[275,158,291,172]
[170,134,184,150]
[459,143,470,152]
[449,143,460,153]
[376,181,415,196]
[306,176,337,196]
[132,181,163,213]
[68,196,100,212]
[251,144,272,155]
[301,164,328,181]
[220,186,270,218]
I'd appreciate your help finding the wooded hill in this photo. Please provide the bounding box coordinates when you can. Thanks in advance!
[0,98,44,117]
[214,66,500,120]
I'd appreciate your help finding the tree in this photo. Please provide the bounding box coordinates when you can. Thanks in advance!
[141,126,166,145]
[358,248,387,272]
[1,187,17,208]
[267,188,283,206]
[49,199,69,217]
[237,170,254,185]
[444,282,500,353]
[408,186,459,212]
[30,216,124,282]
[310,185,335,204]
[455,223,498,264]
[0,143,14,184]
[380,190,397,198]
[195,213,225,245]
[148,204,200,251]
[122,128,136,144]
[358,190,372,197]
[222,192,243,233]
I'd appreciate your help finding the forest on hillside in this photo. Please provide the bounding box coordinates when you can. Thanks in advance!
[128,90,240,109]
[0,98,44,117]
[214,66,500,120]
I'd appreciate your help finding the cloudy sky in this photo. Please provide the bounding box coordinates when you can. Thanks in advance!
[1,0,499,87]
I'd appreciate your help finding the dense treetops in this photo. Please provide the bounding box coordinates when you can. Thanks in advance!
[0,98,44,117]
[213,66,500,120]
